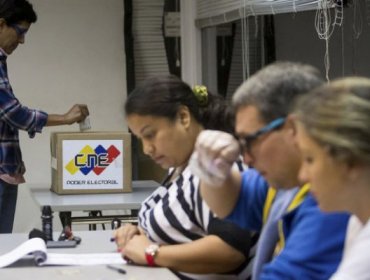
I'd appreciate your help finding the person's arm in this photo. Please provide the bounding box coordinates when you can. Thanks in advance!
[0,87,88,133]
[123,234,245,274]
[46,104,89,126]
[0,88,48,137]
[259,196,349,280]
[200,168,241,218]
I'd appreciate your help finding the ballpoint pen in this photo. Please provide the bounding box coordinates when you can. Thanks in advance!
[107,264,126,274]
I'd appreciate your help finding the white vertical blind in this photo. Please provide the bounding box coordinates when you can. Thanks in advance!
[196,0,324,28]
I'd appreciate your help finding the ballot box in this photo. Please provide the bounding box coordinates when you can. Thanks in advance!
[50,131,132,194]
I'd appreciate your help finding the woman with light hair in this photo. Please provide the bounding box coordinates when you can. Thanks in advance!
[293,77,370,280]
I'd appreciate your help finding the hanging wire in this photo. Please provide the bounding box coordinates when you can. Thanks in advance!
[221,36,226,66]
[240,0,245,80]
[341,10,345,77]
[261,16,265,68]
[352,0,363,75]
[366,0,370,26]
[315,0,344,82]
[315,0,331,81]
[292,0,297,19]
[324,21,330,82]
[246,16,251,79]
[254,15,259,38]
[250,3,259,38]
[353,0,363,39]
[174,0,180,67]
[239,3,250,79]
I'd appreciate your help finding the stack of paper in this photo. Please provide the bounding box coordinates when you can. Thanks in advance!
[0,238,125,268]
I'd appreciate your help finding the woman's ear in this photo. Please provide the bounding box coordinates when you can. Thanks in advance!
[346,160,365,182]
[177,106,191,128]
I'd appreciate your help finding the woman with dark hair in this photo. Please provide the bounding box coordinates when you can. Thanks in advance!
[113,75,255,280]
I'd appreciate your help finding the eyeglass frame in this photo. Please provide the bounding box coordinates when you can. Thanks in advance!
[8,23,28,38]
[235,117,286,154]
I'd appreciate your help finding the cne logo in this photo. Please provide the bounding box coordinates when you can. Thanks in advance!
[65,144,121,175]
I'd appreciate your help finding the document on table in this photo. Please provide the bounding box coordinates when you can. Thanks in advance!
[0,238,126,268]
[45,252,126,266]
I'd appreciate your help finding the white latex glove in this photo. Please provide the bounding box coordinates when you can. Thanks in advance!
[189,130,240,187]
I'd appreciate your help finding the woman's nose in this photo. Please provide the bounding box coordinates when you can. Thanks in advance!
[142,141,154,156]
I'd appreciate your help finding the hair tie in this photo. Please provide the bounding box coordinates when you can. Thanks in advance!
[193,85,208,106]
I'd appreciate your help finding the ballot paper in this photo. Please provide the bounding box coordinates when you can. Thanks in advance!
[0,238,126,268]
[79,116,91,132]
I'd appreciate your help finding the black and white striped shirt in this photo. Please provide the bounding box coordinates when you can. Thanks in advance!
[139,164,255,280]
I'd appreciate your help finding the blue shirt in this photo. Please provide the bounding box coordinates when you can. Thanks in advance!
[227,168,350,280]
[0,50,48,175]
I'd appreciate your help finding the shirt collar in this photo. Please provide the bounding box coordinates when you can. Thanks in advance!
[0,48,8,61]
[0,48,8,59]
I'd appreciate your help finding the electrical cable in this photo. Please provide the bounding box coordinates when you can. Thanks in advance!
[314,0,344,81]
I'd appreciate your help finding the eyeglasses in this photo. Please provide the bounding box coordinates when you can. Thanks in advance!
[235,117,286,154]
[9,24,28,38]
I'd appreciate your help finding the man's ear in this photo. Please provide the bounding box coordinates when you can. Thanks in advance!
[284,114,296,136]
[177,106,191,128]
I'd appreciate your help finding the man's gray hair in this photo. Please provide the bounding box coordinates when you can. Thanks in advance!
[232,61,324,123]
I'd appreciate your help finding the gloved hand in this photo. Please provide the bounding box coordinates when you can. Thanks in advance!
[189,130,240,187]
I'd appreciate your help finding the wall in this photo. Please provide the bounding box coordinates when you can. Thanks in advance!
[8,0,126,232]
[274,4,370,79]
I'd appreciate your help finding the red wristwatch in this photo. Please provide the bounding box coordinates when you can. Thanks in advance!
[145,244,160,266]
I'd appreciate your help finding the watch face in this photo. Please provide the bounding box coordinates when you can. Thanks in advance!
[146,244,160,256]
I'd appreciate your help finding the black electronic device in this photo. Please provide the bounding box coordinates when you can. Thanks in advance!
[29,228,77,248]
[41,205,53,241]
[46,240,77,248]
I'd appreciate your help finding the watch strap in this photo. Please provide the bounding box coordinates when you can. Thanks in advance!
[145,252,156,266]
[145,244,159,267]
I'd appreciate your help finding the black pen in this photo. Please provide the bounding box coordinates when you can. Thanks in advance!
[107,264,126,274]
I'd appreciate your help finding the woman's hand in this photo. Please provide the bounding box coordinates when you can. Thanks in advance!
[123,234,153,265]
[113,223,140,251]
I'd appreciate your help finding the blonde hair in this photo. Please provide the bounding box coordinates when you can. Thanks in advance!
[294,77,370,165]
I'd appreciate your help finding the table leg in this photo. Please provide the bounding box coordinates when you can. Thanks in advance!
[131,209,139,225]
[59,211,72,229]
[88,211,106,231]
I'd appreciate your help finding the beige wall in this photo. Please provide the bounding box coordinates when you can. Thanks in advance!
[9,0,126,232]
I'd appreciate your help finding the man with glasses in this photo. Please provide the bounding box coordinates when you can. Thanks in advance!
[190,62,349,279]
[0,0,89,233]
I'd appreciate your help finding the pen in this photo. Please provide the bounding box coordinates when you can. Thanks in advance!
[107,264,126,274]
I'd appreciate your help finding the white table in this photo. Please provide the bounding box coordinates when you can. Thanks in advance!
[0,231,179,280]
[29,180,159,229]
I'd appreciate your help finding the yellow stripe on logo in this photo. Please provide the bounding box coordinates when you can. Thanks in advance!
[64,145,95,175]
